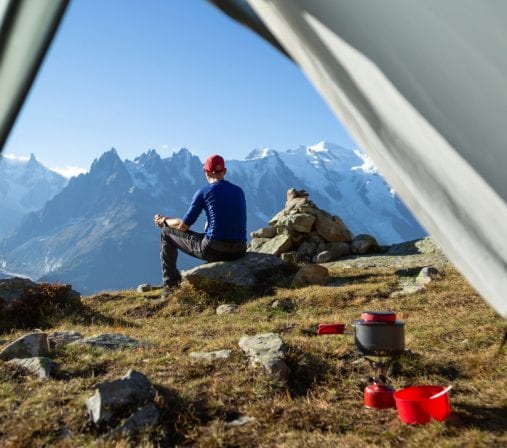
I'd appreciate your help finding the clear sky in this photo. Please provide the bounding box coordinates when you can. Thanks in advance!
[4,0,356,177]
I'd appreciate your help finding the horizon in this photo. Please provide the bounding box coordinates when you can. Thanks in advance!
[1,139,360,179]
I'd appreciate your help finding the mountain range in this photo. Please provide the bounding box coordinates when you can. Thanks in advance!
[0,142,426,293]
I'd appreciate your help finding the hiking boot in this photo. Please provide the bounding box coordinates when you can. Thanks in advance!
[161,283,180,300]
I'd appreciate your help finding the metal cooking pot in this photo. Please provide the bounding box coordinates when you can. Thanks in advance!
[318,311,405,356]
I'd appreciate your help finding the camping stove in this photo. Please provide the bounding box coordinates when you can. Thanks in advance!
[318,311,405,409]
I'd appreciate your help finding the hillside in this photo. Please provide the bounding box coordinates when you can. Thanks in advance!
[0,249,505,447]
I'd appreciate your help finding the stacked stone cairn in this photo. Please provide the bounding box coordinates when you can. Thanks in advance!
[248,188,380,263]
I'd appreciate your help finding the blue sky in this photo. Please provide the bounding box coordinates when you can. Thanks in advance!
[4,0,356,177]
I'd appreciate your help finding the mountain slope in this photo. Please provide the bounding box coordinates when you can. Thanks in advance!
[0,154,67,237]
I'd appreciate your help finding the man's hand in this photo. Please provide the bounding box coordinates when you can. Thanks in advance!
[154,214,167,228]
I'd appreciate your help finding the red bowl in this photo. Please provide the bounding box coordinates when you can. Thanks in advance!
[394,385,451,424]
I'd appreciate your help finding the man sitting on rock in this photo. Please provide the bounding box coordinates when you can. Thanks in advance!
[154,155,247,298]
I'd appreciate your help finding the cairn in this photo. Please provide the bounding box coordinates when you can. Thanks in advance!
[248,188,380,263]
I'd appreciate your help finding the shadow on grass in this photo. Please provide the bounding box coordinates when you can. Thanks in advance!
[391,352,467,381]
[65,303,140,328]
[54,359,111,381]
[286,347,335,398]
[448,403,507,434]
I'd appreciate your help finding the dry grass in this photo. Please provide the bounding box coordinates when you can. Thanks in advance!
[0,263,505,447]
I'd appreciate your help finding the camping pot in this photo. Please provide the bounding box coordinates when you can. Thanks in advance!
[318,311,405,356]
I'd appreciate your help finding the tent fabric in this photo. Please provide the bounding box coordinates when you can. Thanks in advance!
[244,0,507,317]
[0,0,69,149]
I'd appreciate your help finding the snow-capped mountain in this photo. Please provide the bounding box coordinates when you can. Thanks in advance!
[0,154,67,237]
[0,142,426,293]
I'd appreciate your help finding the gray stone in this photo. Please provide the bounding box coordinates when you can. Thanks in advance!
[72,333,141,350]
[254,234,292,256]
[6,357,56,379]
[226,415,256,427]
[291,264,329,287]
[216,304,238,315]
[250,227,277,239]
[286,188,309,200]
[351,234,380,254]
[136,283,152,293]
[325,242,350,258]
[280,251,300,263]
[313,250,335,263]
[86,369,156,424]
[183,253,295,294]
[276,213,315,234]
[48,331,83,349]
[416,266,440,285]
[248,237,271,252]
[299,208,352,242]
[0,332,49,361]
[239,333,289,381]
[297,241,315,258]
[271,299,296,312]
[105,404,159,439]
[189,350,232,361]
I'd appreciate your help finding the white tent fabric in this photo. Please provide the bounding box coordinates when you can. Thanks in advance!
[247,0,507,317]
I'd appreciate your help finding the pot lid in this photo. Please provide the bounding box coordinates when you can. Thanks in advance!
[361,311,396,323]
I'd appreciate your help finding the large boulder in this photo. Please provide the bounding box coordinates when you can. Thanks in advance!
[183,253,297,296]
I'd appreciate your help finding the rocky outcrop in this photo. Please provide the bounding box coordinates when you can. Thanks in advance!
[248,189,381,264]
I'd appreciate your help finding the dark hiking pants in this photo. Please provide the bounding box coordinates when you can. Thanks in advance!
[160,226,246,288]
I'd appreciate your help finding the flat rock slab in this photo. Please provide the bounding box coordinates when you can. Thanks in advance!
[72,334,143,350]
[48,331,83,349]
[183,253,296,296]
[238,333,289,381]
[6,356,57,379]
[189,350,232,361]
[0,332,49,361]
[86,369,157,424]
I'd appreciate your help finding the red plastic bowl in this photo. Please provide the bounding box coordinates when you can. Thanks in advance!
[394,386,451,424]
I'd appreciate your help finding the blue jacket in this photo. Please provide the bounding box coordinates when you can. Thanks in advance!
[182,180,247,242]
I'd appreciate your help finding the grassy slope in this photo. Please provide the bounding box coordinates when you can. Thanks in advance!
[0,262,505,447]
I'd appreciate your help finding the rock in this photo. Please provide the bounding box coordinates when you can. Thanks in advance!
[313,210,353,243]
[0,277,38,311]
[105,403,159,439]
[297,241,315,258]
[72,334,142,350]
[248,237,271,252]
[136,283,152,293]
[284,196,311,212]
[250,227,277,239]
[416,266,440,285]
[6,357,57,379]
[48,331,83,349]
[286,188,309,200]
[271,299,296,312]
[226,415,256,427]
[183,253,296,295]
[313,251,334,263]
[189,350,232,361]
[238,333,289,381]
[86,370,157,424]
[291,265,329,287]
[387,237,441,255]
[280,252,300,263]
[276,213,315,234]
[254,234,293,256]
[351,234,380,254]
[0,332,49,361]
[216,304,238,315]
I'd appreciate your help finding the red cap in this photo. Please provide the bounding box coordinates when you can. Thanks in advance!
[204,154,225,173]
